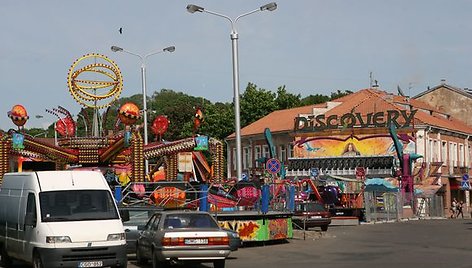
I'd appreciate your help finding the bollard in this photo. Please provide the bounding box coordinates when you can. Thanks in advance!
[288,185,295,212]
[114,186,122,204]
[261,184,269,214]
[200,184,209,212]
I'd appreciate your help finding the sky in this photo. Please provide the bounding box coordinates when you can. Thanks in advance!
[1,0,472,130]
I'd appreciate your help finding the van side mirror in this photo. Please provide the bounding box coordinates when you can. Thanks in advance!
[25,212,36,228]
[120,210,130,222]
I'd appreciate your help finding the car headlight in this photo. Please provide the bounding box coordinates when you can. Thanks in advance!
[46,236,72,243]
[107,233,126,241]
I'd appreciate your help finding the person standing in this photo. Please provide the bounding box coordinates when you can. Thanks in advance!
[457,201,464,219]
[451,198,458,218]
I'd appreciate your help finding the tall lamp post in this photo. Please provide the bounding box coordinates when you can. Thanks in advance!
[187,3,277,180]
[111,45,175,175]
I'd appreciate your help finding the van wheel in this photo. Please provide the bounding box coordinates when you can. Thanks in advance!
[33,252,43,268]
[0,245,12,267]
[321,225,328,231]
[214,259,225,268]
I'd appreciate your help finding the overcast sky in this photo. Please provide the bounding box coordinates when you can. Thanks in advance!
[1,0,472,130]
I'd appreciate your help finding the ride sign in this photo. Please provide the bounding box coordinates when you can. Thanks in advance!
[266,158,281,174]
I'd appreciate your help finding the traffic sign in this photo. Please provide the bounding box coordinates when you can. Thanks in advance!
[310,167,319,177]
[266,158,281,174]
[241,172,248,181]
[462,174,470,190]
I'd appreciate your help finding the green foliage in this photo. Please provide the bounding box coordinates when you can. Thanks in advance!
[240,83,277,126]
[274,85,301,109]
[330,89,353,100]
[199,102,234,140]
[301,94,330,105]
[22,85,353,142]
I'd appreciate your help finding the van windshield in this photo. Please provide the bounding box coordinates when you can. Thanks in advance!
[39,190,119,222]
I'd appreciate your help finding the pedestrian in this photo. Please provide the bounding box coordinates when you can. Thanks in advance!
[451,198,458,218]
[457,201,464,219]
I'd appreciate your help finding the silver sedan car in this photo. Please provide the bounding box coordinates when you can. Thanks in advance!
[136,210,231,268]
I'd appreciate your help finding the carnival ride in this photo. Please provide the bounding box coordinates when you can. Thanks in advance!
[0,52,294,242]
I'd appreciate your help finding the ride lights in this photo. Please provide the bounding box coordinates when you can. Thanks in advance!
[107,233,126,241]
[46,236,72,243]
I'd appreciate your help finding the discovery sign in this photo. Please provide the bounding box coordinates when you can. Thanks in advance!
[294,110,417,132]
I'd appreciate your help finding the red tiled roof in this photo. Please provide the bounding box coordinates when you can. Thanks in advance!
[227,88,472,139]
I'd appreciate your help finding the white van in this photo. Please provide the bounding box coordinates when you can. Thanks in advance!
[0,171,127,268]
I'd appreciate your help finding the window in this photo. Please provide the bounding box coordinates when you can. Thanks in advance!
[262,145,270,159]
[26,193,37,228]
[254,146,262,168]
[288,143,294,158]
[433,140,439,162]
[459,144,464,166]
[428,139,433,162]
[441,141,447,164]
[232,148,236,170]
[39,190,118,222]
[449,142,458,167]
[279,145,287,163]
[454,143,458,166]
[243,147,252,169]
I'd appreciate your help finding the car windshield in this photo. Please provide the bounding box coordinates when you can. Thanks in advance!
[163,213,219,230]
[40,190,119,222]
[296,202,325,212]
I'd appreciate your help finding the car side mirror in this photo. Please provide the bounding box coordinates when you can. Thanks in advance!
[120,210,130,222]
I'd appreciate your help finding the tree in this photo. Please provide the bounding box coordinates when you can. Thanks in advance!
[240,83,277,126]
[274,85,301,110]
[300,94,330,105]
[330,89,353,100]
[199,102,234,140]
[148,89,210,141]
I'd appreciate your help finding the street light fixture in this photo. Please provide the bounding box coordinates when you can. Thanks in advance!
[111,45,175,175]
[186,3,277,180]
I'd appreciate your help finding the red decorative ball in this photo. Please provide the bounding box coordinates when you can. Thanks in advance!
[118,102,140,126]
[55,117,76,137]
[8,104,29,127]
[151,115,169,135]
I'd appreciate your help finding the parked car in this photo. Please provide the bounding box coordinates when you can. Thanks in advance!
[136,210,231,268]
[119,205,163,255]
[292,201,331,231]
[223,228,242,251]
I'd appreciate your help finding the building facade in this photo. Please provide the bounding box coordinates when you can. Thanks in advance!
[226,88,472,214]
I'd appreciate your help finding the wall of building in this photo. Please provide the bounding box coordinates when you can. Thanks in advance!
[416,86,472,127]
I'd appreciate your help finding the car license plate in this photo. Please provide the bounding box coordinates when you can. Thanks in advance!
[184,238,208,245]
[310,216,322,219]
[78,261,103,267]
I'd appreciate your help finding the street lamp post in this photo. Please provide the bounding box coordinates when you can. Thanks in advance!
[187,3,277,180]
[111,45,175,175]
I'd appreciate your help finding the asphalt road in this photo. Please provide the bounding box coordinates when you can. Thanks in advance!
[129,218,472,268]
[4,218,472,268]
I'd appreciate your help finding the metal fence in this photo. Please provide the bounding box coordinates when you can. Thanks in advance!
[364,191,445,222]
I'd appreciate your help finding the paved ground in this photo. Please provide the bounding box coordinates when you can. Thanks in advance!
[4,218,472,268]
[128,218,472,268]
